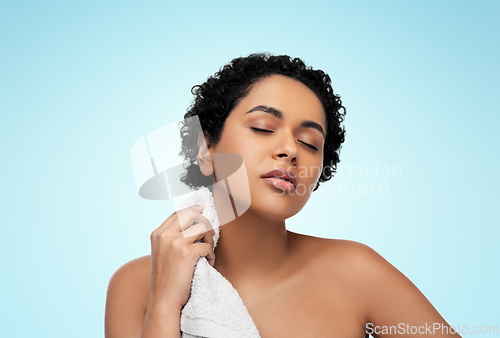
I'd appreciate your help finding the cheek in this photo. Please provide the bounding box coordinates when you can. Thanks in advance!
[311,153,324,182]
[298,161,323,181]
[225,134,264,161]
[213,130,240,153]
[312,163,323,182]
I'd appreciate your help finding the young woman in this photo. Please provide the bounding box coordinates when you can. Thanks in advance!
[105,53,461,337]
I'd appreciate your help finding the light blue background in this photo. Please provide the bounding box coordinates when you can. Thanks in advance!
[1,1,498,337]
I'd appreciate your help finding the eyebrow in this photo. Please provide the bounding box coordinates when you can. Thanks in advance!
[245,105,326,139]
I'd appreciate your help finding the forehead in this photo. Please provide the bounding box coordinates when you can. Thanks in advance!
[233,74,327,127]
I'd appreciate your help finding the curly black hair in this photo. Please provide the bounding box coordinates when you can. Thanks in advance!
[179,52,346,192]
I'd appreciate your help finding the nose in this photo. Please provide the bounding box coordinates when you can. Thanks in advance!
[271,128,298,165]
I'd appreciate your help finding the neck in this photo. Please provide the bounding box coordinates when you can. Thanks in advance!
[211,185,292,291]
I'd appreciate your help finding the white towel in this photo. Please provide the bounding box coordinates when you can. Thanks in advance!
[175,187,261,338]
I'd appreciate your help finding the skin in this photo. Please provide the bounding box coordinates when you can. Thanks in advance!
[105,75,461,337]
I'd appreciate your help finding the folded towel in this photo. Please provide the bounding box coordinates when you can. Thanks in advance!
[176,187,261,338]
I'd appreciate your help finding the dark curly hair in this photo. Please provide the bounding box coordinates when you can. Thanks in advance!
[179,53,346,192]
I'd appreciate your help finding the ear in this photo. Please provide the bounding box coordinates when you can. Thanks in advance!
[197,131,214,176]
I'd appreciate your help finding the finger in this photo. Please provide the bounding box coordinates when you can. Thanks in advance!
[182,221,213,240]
[151,212,179,237]
[206,248,216,267]
[193,242,216,267]
[187,204,205,213]
[153,204,205,236]
[176,210,211,233]
[179,203,204,215]
[200,230,215,249]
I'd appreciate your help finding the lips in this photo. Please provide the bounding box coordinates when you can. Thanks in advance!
[261,168,297,188]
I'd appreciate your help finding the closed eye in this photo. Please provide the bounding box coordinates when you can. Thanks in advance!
[251,127,318,151]
[299,141,318,151]
[251,127,273,133]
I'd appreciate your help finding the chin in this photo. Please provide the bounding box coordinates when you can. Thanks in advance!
[251,194,306,221]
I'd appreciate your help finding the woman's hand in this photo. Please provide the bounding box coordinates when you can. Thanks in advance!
[148,204,216,313]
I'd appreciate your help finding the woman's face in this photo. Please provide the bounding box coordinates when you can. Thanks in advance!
[210,74,327,221]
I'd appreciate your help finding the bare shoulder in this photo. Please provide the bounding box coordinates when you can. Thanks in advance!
[107,255,151,308]
[288,231,385,273]
[105,255,152,338]
[109,254,151,281]
[289,233,457,336]
[287,232,385,292]
[286,232,390,331]
[305,236,418,292]
[288,232,405,302]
